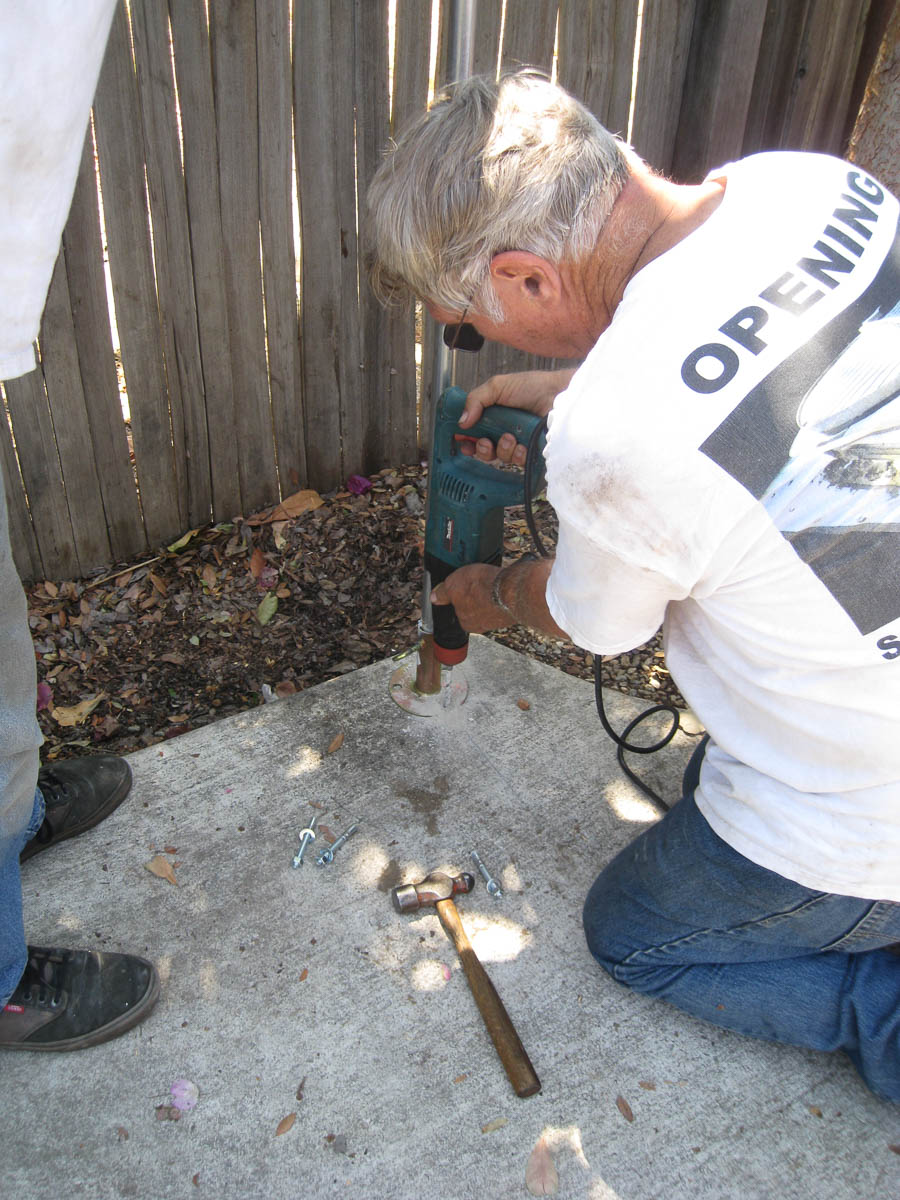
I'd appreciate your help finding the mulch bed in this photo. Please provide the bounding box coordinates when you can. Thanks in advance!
[26,465,684,761]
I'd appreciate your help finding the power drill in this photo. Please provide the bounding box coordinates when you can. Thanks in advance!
[424,386,547,666]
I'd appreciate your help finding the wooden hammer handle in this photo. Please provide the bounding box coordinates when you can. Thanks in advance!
[436,898,541,1098]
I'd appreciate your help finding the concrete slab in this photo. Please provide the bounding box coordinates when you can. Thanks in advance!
[7,637,899,1199]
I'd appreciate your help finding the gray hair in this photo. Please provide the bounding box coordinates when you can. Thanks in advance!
[366,71,630,320]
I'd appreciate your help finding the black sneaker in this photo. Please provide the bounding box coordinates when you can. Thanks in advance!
[21,756,133,862]
[0,947,159,1051]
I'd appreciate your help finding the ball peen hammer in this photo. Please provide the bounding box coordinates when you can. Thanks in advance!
[391,869,541,1098]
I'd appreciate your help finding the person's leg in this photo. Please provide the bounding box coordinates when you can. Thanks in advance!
[0,0,120,1008]
[0,458,44,1006]
[583,746,900,1102]
[0,0,160,1049]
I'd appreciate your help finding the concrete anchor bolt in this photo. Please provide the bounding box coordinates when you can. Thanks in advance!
[316,822,359,866]
[471,850,503,898]
[292,813,319,868]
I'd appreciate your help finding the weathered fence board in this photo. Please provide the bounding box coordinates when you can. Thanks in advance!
[501,0,559,72]
[132,0,213,530]
[558,0,640,137]
[743,0,873,157]
[62,132,145,562]
[356,0,420,473]
[671,0,769,182]
[294,0,365,491]
[211,0,279,515]
[4,371,80,580]
[93,3,180,548]
[39,260,112,571]
[630,0,697,173]
[390,0,433,456]
[0,407,41,581]
[1,0,887,583]
[257,0,307,495]
[168,0,243,521]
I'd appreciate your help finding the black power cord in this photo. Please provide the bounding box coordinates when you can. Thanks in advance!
[522,416,682,812]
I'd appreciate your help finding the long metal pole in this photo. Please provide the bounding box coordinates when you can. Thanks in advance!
[416,0,479,694]
[429,0,478,402]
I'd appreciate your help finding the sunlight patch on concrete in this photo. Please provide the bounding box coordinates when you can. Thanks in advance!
[284,746,323,778]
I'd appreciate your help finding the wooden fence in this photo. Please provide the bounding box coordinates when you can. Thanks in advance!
[1,0,892,582]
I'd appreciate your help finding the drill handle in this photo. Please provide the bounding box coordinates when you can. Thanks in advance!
[439,387,547,498]
[426,552,470,666]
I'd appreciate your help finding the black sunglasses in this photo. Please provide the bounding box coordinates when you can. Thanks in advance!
[443,313,485,353]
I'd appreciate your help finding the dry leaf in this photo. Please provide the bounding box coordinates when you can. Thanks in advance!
[808,1105,823,1118]
[201,564,218,591]
[889,1145,900,1155]
[52,694,104,727]
[481,1117,507,1134]
[525,1136,559,1196]
[327,732,344,754]
[257,593,278,626]
[638,1080,656,1091]
[167,528,200,552]
[298,968,308,982]
[616,1095,635,1123]
[296,1076,307,1102]
[160,652,185,666]
[517,698,531,710]
[249,548,266,579]
[272,521,289,550]
[453,1074,468,1084]
[149,572,167,596]
[155,1105,181,1121]
[276,1113,296,1136]
[246,489,324,526]
[145,854,178,886]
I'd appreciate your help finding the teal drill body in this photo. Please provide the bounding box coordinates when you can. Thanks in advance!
[424,386,546,664]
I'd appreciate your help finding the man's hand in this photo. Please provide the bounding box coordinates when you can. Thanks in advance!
[431,564,511,632]
[456,369,577,465]
[431,557,569,641]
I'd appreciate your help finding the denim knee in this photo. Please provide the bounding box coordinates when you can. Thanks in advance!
[582,866,630,973]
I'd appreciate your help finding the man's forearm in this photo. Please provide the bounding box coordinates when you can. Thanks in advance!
[492,557,568,640]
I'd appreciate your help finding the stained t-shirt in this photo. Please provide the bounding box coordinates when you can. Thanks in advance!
[544,151,900,901]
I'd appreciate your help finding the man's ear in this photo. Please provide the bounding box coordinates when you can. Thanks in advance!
[489,251,562,305]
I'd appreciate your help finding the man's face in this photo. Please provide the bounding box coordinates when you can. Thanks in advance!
[427,298,598,360]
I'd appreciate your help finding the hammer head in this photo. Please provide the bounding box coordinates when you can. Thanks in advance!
[391,870,475,913]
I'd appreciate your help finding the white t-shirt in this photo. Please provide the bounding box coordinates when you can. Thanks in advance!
[545,151,900,901]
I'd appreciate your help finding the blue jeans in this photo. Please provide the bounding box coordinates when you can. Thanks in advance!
[0,788,43,1006]
[0,445,45,1008]
[583,743,900,1102]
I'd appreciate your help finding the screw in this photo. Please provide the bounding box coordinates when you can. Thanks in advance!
[316,822,359,866]
[470,850,503,899]
[292,813,319,868]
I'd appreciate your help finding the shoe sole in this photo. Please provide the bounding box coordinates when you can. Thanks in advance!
[21,762,133,863]
[0,964,161,1052]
